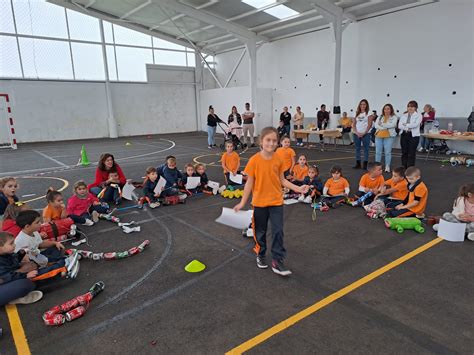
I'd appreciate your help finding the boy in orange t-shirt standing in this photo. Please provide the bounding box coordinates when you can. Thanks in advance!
[234,127,308,276]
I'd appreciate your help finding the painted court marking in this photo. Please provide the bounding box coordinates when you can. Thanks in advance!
[19,176,69,204]
[226,237,444,354]
[32,149,69,168]
[5,304,31,355]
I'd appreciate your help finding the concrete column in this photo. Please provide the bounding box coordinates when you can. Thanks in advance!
[246,40,258,132]
[194,51,203,132]
[331,14,343,128]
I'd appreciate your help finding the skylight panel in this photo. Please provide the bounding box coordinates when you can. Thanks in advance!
[242,0,276,8]
[264,4,299,19]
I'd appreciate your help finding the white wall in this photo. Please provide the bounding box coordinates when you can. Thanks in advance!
[215,0,474,122]
[0,78,198,143]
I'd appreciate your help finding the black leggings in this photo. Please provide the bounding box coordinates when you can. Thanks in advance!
[0,279,35,306]
[400,132,419,168]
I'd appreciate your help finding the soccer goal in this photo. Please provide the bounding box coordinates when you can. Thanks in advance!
[0,94,18,149]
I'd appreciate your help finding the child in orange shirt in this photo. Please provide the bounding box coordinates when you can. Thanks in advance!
[387,167,428,217]
[322,165,350,208]
[221,141,244,186]
[275,136,296,178]
[42,189,76,240]
[354,162,384,205]
[375,167,408,206]
[291,154,309,182]
[234,127,308,276]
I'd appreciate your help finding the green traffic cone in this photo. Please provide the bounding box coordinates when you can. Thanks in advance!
[80,145,90,166]
[184,259,206,273]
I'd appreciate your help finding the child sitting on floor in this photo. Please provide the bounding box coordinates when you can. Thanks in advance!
[353,162,385,206]
[275,136,296,178]
[375,167,408,205]
[322,165,350,208]
[434,183,474,241]
[181,163,198,195]
[42,189,77,241]
[221,141,243,186]
[97,169,122,205]
[387,167,428,218]
[291,154,309,183]
[67,181,109,226]
[194,163,213,195]
[141,167,161,209]
[157,156,184,198]
[0,177,19,218]
[1,203,28,237]
[298,166,323,203]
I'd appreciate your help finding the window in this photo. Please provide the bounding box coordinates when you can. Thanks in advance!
[154,50,186,66]
[106,45,117,80]
[186,52,196,67]
[71,43,104,80]
[264,5,299,19]
[116,46,152,81]
[13,0,69,39]
[242,0,276,8]
[153,37,185,51]
[67,9,101,42]
[19,37,73,79]
[113,25,152,47]
[103,21,114,44]
[0,1,15,33]
[0,36,22,78]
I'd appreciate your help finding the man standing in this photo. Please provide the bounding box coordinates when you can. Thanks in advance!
[317,104,330,141]
[280,106,292,137]
[242,102,256,147]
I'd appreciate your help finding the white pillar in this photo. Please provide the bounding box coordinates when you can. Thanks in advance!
[246,40,258,132]
[194,51,203,132]
[331,14,343,129]
[99,19,118,138]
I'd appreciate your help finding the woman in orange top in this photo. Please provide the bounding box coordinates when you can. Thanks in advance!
[275,136,296,177]
[221,141,244,185]
[234,127,308,276]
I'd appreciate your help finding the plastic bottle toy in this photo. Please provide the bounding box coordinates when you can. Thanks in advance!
[384,217,425,233]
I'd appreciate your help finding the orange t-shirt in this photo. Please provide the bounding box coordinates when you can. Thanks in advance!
[275,147,296,172]
[407,181,428,215]
[221,151,240,173]
[324,177,349,196]
[43,205,63,221]
[359,173,384,190]
[385,178,408,201]
[244,152,285,207]
[292,164,309,181]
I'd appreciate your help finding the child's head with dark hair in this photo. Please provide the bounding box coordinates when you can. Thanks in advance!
[194,163,206,175]
[225,141,234,153]
[145,166,158,182]
[308,165,319,178]
[16,210,41,230]
[458,183,474,198]
[108,168,119,182]
[0,232,15,254]
[330,165,342,179]
[280,135,290,147]
[297,154,307,166]
[392,167,406,182]
[184,163,194,176]
[46,188,63,204]
[367,161,383,177]
[3,203,28,221]
[405,167,421,184]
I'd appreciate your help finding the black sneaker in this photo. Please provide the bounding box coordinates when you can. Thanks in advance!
[256,256,268,269]
[271,259,292,276]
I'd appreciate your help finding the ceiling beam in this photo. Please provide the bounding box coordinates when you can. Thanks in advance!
[49,0,194,49]
[304,0,356,22]
[156,0,267,42]
[120,0,152,20]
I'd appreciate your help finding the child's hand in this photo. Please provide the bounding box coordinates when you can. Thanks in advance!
[233,201,244,212]
[154,193,160,198]
[60,203,66,210]
[364,188,370,193]
[459,213,474,222]
[93,201,100,206]
[27,270,38,279]
[55,242,65,250]
[395,204,404,210]
[40,231,48,239]
[18,261,37,273]
[298,185,309,194]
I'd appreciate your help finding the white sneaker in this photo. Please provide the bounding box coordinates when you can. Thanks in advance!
[149,202,160,209]
[467,232,474,241]
[385,166,391,173]
[432,224,439,232]
[417,147,424,152]
[9,290,43,305]
[178,193,187,201]
[82,219,94,226]
[69,224,77,237]
[218,185,227,194]
[298,194,305,202]
[91,210,100,223]
[303,195,313,204]
[122,226,141,234]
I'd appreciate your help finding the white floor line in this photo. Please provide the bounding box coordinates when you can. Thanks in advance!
[32,149,69,168]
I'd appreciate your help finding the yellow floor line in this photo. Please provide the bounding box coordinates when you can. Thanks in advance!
[20,176,69,204]
[5,304,31,355]
[226,237,443,354]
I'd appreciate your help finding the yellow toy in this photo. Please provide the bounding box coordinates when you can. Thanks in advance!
[221,189,243,199]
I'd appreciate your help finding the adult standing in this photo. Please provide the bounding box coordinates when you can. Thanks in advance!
[418,104,435,152]
[228,106,242,126]
[352,99,374,170]
[206,105,222,149]
[374,104,398,173]
[280,106,292,137]
[242,102,256,147]
[293,106,305,146]
[316,104,330,141]
[398,100,422,168]
[88,153,127,204]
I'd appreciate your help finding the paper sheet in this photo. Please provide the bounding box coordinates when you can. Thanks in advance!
[185,176,201,189]
[284,198,299,205]
[215,207,253,230]
[229,173,243,184]
[208,180,219,190]
[437,219,466,242]
[121,183,135,201]
[154,177,167,195]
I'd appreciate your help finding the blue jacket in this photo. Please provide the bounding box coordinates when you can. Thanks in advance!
[143,179,158,198]
[0,250,27,284]
[195,172,208,186]
[303,176,323,193]
[0,192,18,216]
[157,164,182,188]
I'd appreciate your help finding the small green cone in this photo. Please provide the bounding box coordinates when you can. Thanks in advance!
[80,145,90,166]
[184,259,206,273]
